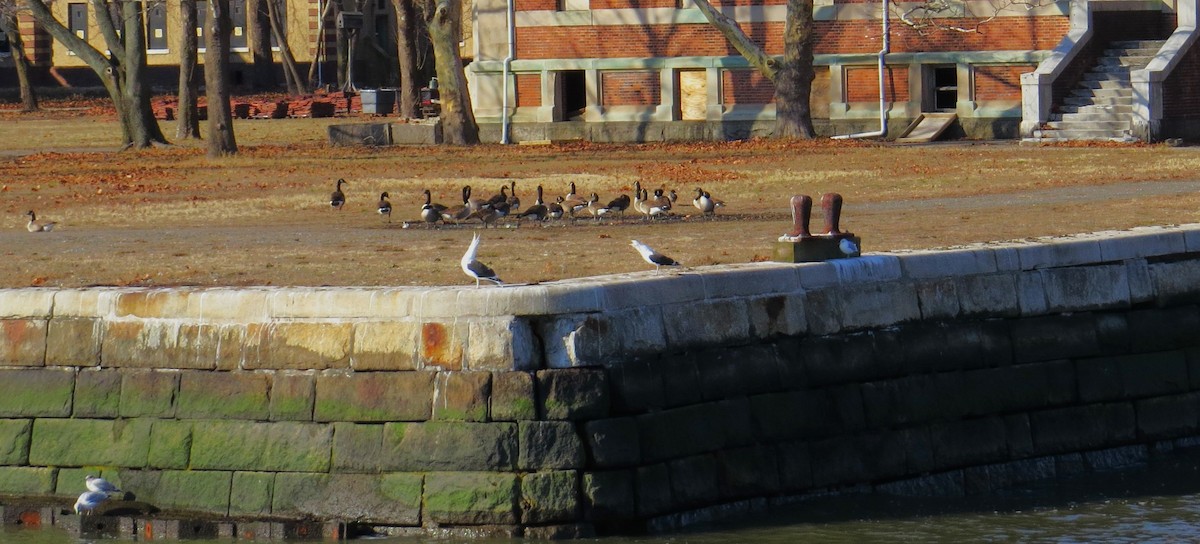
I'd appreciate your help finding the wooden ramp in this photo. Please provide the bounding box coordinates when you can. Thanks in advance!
[896,112,957,143]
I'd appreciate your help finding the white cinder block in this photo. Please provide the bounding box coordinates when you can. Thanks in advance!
[832,255,902,284]
[956,273,1020,318]
[699,263,802,299]
[1126,260,1154,306]
[662,298,750,347]
[838,283,920,331]
[1016,271,1049,316]
[197,288,271,321]
[0,289,56,318]
[598,274,705,311]
[1097,227,1186,262]
[914,278,960,320]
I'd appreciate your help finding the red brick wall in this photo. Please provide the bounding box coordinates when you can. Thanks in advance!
[1164,43,1200,119]
[722,69,775,104]
[517,18,1067,59]
[845,65,909,102]
[516,73,542,107]
[591,0,676,8]
[974,64,1033,101]
[601,71,660,105]
[516,0,558,10]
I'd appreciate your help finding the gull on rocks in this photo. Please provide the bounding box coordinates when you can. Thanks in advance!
[86,474,121,496]
[630,240,680,274]
[461,233,504,287]
[74,491,108,515]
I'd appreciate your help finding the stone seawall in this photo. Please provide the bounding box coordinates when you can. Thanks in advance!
[3,225,1200,537]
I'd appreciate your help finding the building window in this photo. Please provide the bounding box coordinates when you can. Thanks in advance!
[195,1,206,42]
[0,32,10,57]
[146,0,168,50]
[231,0,247,49]
[926,65,958,112]
[68,3,88,41]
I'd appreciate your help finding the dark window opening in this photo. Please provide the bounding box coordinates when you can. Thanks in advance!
[0,33,10,56]
[929,65,957,112]
[195,1,207,43]
[560,70,586,121]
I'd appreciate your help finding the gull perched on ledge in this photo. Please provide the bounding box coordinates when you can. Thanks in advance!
[86,474,121,496]
[74,491,108,515]
[630,240,680,274]
[461,233,504,287]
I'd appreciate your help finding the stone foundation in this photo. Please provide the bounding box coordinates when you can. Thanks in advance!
[2,226,1200,536]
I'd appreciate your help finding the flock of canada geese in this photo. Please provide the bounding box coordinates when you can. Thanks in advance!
[329,178,727,284]
[328,178,726,227]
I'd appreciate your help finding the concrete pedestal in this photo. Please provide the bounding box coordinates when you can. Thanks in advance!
[772,236,862,263]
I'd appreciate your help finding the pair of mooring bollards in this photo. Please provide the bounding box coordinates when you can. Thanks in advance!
[773,192,863,263]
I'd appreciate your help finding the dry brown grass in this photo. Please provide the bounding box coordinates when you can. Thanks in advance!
[3,107,1200,289]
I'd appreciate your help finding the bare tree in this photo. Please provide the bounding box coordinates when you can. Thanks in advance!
[25,0,167,148]
[418,0,478,144]
[266,0,307,94]
[205,0,238,156]
[0,5,38,112]
[693,0,816,138]
[250,0,277,89]
[306,0,335,87]
[896,0,1048,34]
[176,0,201,139]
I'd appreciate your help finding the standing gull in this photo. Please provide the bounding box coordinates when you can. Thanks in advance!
[630,240,681,274]
[85,474,121,496]
[74,491,108,515]
[461,233,504,287]
[839,238,860,257]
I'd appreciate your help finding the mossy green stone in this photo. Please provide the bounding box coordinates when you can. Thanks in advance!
[190,420,331,472]
[0,419,32,465]
[0,467,55,494]
[382,421,517,471]
[331,423,383,472]
[148,420,193,469]
[29,419,152,467]
[272,472,422,524]
[424,472,519,525]
[119,371,179,418]
[73,370,121,418]
[159,470,233,514]
[491,372,536,421]
[270,372,315,421]
[313,372,434,422]
[177,372,270,420]
[521,470,580,524]
[230,471,275,516]
[0,369,74,417]
[380,473,424,505]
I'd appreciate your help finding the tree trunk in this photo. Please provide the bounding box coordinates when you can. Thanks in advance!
[775,0,817,139]
[26,0,167,148]
[0,13,38,112]
[394,0,420,118]
[335,0,351,90]
[692,0,817,139]
[267,0,308,94]
[250,0,278,90]
[205,0,239,156]
[422,0,478,144]
[176,0,201,139]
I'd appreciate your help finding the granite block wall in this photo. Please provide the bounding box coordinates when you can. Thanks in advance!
[2,225,1200,537]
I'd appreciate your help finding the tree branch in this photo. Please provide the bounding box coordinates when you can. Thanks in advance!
[691,0,779,81]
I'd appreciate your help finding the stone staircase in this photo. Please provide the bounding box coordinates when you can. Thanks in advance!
[1028,39,1165,142]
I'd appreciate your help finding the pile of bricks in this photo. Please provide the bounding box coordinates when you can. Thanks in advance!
[150,90,359,120]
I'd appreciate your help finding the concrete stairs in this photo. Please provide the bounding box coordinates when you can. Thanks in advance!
[1028,39,1165,142]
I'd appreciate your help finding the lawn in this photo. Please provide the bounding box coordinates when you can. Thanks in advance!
[2,100,1200,288]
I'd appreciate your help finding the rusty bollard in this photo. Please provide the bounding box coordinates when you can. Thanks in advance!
[822,193,844,235]
[774,192,862,262]
[784,195,813,239]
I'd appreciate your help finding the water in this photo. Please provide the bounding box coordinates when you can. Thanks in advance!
[7,449,1200,544]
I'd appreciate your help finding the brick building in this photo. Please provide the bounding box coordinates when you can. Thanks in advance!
[4,0,1200,141]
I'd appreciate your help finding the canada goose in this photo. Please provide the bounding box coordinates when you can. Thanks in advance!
[668,189,679,205]
[464,185,489,214]
[74,491,107,515]
[486,185,509,208]
[648,189,672,218]
[633,184,649,220]
[517,185,548,222]
[630,240,681,274]
[330,179,347,210]
[466,200,510,227]
[563,181,578,202]
[377,192,393,222]
[421,189,448,224]
[584,193,604,219]
[507,181,521,213]
[546,198,565,220]
[446,186,482,222]
[85,475,121,496]
[461,233,504,287]
[24,210,56,232]
[693,187,716,217]
[597,194,631,219]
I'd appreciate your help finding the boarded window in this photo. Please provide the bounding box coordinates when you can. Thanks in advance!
[231,0,248,48]
[68,3,88,41]
[146,0,168,50]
